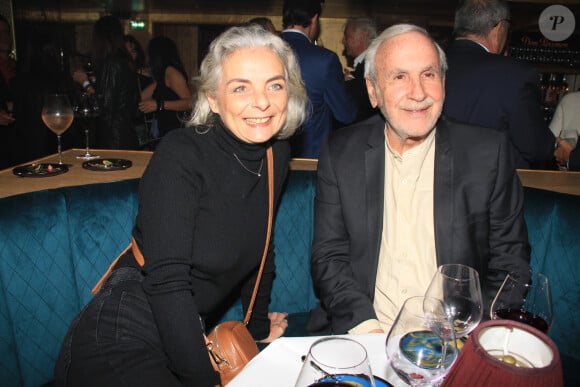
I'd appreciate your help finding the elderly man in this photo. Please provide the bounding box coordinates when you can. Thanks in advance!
[443,0,555,169]
[342,17,378,122]
[307,23,531,335]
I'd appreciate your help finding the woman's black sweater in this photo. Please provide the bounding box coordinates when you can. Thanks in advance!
[131,119,290,385]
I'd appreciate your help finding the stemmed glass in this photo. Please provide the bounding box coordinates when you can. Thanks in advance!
[41,94,74,164]
[385,296,458,386]
[424,264,483,339]
[73,92,100,160]
[490,271,553,334]
[295,337,376,387]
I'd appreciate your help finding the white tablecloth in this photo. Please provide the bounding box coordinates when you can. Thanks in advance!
[228,334,406,387]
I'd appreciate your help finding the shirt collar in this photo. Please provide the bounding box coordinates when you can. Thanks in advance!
[354,51,367,68]
[281,29,311,42]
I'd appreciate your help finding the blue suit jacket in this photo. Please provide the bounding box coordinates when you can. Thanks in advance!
[443,39,555,169]
[308,115,531,334]
[282,31,357,158]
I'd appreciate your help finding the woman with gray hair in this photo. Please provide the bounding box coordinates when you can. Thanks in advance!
[55,24,307,387]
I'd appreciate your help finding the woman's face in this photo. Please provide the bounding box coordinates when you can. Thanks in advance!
[125,41,137,61]
[207,46,288,144]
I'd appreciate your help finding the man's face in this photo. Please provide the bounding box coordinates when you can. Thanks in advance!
[366,31,444,151]
[342,24,367,58]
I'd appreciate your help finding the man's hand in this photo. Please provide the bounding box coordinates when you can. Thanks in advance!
[554,137,575,167]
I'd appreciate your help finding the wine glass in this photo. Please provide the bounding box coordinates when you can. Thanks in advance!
[295,337,376,387]
[424,264,483,339]
[385,296,458,387]
[490,271,553,334]
[73,92,100,160]
[41,94,74,164]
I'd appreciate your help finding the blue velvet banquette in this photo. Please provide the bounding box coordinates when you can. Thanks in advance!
[0,170,578,386]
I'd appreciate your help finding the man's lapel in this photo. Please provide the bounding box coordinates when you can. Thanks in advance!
[433,119,454,265]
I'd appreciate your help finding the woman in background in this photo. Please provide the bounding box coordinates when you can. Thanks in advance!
[55,24,307,387]
[138,36,191,138]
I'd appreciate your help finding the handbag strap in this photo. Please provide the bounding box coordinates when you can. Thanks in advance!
[243,145,274,325]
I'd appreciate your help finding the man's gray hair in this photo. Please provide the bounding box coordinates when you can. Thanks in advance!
[364,23,447,85]
[453,0,510,38]
[188,24,308,139]
[345,17,378,46]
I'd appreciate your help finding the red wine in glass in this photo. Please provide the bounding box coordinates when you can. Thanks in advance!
[493,308,550,333]
[490,272,553,334]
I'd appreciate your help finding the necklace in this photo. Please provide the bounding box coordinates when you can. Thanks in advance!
[233,153,264,177]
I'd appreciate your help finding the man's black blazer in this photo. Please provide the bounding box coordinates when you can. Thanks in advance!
[308,114,531,334]
[345,60,377,122]
[443,39,554,169]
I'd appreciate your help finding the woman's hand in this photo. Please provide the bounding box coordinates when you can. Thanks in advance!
[258,312,288,343]
[138,99,158,113]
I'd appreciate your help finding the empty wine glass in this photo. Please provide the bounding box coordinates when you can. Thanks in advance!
[41,94,74,164]
[385,296,458,386]
[424,264,483,339]
[295,337,376,387]
[490,271,553,334]
[73,92,100,160]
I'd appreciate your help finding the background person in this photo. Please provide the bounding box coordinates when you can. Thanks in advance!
[73,15,140,149]
[443,0,555,170]
[54,24,308,387]
[342,17,378,122]
[138,36,192,139]
[307,24,531,336]
[281,0,357,158]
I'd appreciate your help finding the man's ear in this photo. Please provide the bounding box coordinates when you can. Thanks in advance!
[487,23,504,54]
[366,77,379,108]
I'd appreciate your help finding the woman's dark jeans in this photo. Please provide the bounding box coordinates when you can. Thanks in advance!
[54,267,183,387]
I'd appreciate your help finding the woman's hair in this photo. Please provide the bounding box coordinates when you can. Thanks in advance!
[124,34,146,70]
[189,24,307,140]
[364,23,448,86]
[453,0,510,38]
[147,36,188,84]
[92,15,131,70]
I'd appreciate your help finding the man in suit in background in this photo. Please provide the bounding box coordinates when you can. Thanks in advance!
[342,17,378,122]
[281,0,357,158]
[307,23,531,335]
[443,0,555,169]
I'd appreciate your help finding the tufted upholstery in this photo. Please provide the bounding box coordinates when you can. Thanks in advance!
[0,172,319,387]
[1,173,579,386]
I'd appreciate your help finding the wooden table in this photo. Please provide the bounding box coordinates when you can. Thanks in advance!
[517,169,580,196]
[0,149,153,199]
[3,152,580,199]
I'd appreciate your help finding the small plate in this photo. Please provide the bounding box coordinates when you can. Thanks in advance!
[82,158,132,171]
[13,163,69,177]
[314,374,393,387]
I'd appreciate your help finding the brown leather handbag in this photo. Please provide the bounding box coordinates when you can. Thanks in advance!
[205,146,274,386]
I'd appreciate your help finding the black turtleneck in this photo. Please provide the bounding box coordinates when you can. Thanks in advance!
[131,119,290,386]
